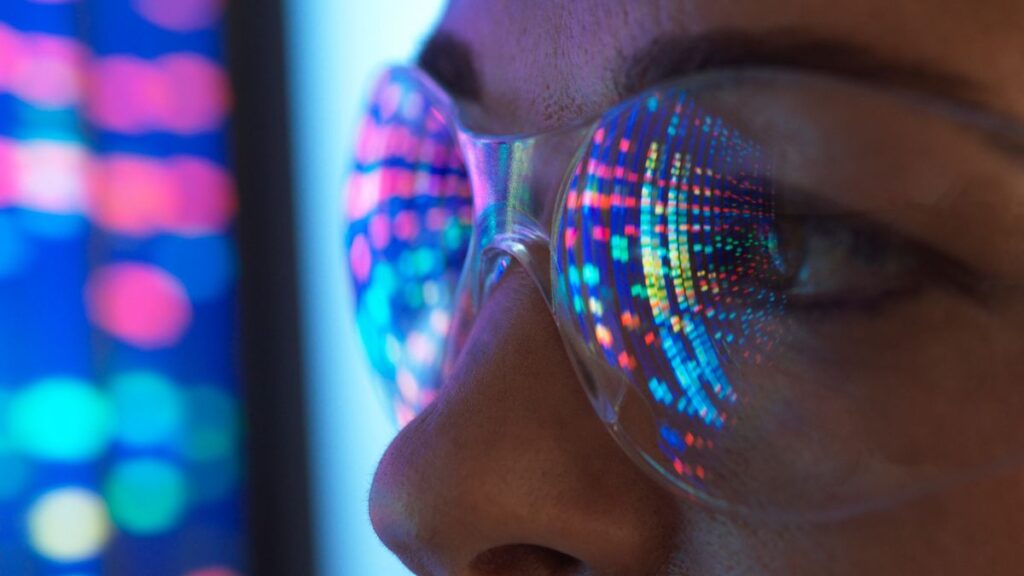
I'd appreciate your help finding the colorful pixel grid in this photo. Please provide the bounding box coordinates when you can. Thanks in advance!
[556,88,781,491]
[0,1,243,574]
[345,69,473,428]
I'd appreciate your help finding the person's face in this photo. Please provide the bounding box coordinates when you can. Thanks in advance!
[367,1,1024,574]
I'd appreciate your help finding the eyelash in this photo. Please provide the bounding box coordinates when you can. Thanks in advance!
[764,209,980,315]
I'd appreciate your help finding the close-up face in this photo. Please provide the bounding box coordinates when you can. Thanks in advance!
[354,0,1024,574]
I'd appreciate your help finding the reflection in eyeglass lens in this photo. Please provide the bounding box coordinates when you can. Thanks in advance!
[346,73,473,427]
[555,76,1024,516]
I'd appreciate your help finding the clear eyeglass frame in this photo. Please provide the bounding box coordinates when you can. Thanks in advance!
[346,63,1024,521]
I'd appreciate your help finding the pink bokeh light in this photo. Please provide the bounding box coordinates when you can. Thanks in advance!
[392,210,420,241]
[133,0,226,32]
[0,24,19,93]
[12,141,89,214]
[368,213,391,250]
[89,155,177,236]
[89,154,236,237]
[0,24,84,109]
[160,54,232,133]
[88,53,230,135]
[349,234,372,283]
[85,263,193,349]
[162,156,237,235]
[0,139,14,208]
[0,138,236,236]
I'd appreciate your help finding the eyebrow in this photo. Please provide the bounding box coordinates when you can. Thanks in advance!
[417,32,482,101]
[418,28,979,108]
[623,29,978,102]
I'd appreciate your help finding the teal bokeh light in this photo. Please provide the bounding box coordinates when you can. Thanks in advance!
[9,377,113,462]
[110,371,184,447]
[0,392,30,500]
[104,458,187,535]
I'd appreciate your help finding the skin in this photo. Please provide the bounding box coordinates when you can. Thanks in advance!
[367,1,1024,574]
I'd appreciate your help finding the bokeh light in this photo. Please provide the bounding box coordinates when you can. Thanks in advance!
[27,488,112,563]
[84,262,193,349]
[165,156,237,235]
[1,0,242,571]
[109,372,184,447]
[88,54,230,135]
[133,0,226,32]
[0,140,14,208]
[0,24,83,109]
[0,24,17,93]
[104,458,187,535]
[12,141,89,215]
[8,378,113,462]
[0,391,10,448]
[88,154,177,236]
[0,391,31,499]
[89,155,236,237]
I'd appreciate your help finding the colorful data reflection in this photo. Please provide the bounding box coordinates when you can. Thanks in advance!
[346,69,473,427]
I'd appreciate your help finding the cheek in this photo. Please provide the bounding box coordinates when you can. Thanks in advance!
[672,466,1024,576]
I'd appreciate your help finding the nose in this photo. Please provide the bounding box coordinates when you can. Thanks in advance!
[369,265,682,575]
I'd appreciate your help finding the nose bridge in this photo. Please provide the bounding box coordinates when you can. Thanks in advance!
[457,123,590,232]
[459,134,540,220]
[432,136,562,408]
[455,126,592,315]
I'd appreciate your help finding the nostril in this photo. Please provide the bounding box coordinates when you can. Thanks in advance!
[470,544,583,575]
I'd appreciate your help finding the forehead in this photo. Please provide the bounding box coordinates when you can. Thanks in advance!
[435,0,1024,133]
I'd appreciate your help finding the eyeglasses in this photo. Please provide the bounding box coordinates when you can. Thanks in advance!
[344,65,1024,519]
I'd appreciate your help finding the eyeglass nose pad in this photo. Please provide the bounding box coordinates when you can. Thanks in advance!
[482,234,552,306]
[469,201,551,301]
[437,207,553,380]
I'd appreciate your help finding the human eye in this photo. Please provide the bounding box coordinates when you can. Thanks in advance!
[764,207,973,315]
